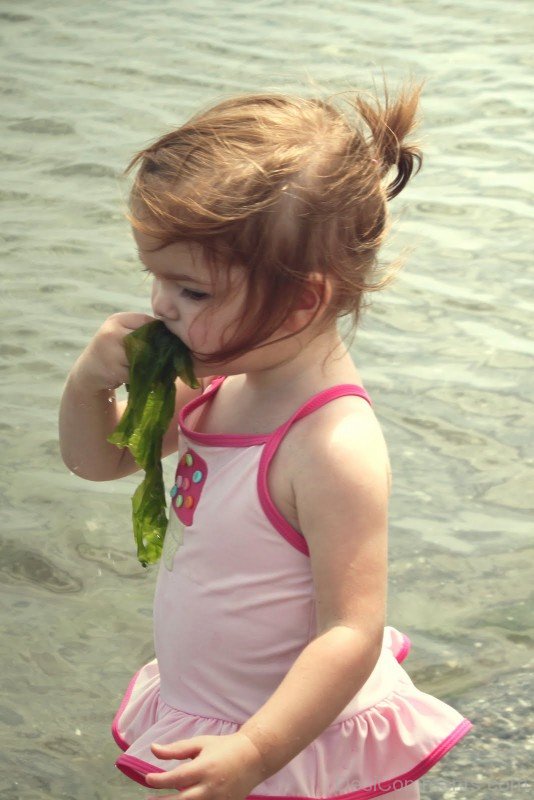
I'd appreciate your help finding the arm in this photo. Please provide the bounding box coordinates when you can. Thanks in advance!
[59,363,204,481]
[59,311,209,481]
[59,361,126,481]
[239,405,389,779]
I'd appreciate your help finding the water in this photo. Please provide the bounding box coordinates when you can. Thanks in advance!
[1,1,532,797]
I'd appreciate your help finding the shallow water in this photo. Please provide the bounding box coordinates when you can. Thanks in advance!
[0,1,532,798]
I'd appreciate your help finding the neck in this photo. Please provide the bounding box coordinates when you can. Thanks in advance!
[241,326,361,400]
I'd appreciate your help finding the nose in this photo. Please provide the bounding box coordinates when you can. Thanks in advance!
[151,278,179,321]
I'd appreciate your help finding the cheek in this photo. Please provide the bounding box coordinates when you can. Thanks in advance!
[187,309,239,354]
[186,311,213,350]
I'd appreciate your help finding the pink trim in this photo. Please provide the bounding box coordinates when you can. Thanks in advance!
[113,710,472,797]
[395,632,412,663]
[111,668,140,751]
[116,753,165,787]
[179,377,372,451]
[257,385,373,556]
[406,717,473,777]
[245,719,473,799]
[179,377,271,446]
[114,719,473,796]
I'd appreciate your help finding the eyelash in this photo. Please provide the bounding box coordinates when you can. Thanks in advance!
[182,289,210,301]
[139,268,210,302]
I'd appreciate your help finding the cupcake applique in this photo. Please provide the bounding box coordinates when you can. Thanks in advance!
[163,448,208,570]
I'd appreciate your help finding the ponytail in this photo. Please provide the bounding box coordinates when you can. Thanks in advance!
[355,81,424,200]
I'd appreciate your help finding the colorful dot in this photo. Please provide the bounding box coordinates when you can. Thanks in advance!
[176,494,184,507]
[176,475,183,488]
[192,470,203,483]
[170,485,178,498]
[182,477,190,490]
[184,495,194,509]
[185,453,194,467]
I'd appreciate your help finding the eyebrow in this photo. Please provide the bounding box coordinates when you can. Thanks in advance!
[159,271,212,285]
[138,254,212,285]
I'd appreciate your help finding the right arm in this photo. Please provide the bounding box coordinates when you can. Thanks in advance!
[58,312,210,481]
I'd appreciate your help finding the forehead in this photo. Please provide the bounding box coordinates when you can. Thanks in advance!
[133,228,206,268]
[132,227,247,294]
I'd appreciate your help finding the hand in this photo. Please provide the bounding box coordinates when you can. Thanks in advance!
[72,312,155,392]
[145,732,267,799]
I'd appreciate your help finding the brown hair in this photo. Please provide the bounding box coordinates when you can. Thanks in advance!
[123,80,423,366]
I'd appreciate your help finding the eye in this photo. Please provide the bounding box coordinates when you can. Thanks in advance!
[181,288,210,301]
[139,267,210,301]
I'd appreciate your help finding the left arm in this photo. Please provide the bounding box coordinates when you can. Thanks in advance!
[239,624,383,779]
[239,407,389,777]
[146,406,389,795]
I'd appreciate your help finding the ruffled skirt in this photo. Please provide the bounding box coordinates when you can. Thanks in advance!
[112,626,472,798]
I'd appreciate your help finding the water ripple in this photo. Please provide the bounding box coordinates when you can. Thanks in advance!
[0,542,83,594]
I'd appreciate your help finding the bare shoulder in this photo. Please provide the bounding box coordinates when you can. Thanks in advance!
[297,396,389,470]
[289,394,392,496]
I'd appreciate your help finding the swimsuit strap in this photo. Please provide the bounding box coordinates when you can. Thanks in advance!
[280,383,371,430]
[265,381,371,453]
[179,377,371,449]
[258,384,372,556]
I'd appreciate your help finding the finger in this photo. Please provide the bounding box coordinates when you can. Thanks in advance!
[145,767,198,790]
[147,762,200,791]
[146,792,182,800]
[147,796,182,800]
[151,739,202,760]
[120,312,156,331]
[170,787,205,800]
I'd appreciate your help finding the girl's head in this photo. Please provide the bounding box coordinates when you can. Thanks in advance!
[125,81,423,367]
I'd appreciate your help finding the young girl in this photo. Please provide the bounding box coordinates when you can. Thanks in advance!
[59,83,472,799]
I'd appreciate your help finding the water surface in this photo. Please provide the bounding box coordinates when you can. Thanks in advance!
[0,1,532,798]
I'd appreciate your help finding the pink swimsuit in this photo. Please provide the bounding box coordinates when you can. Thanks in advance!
[112,377,472,798]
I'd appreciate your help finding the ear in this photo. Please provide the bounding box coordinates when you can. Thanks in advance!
[282,272,334,334]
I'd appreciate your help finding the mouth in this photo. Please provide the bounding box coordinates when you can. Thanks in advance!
[158,319,181,337]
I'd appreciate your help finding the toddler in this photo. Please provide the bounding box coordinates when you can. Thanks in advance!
[59,82,472,799]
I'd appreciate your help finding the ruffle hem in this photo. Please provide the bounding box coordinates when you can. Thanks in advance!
[112,626,472,798]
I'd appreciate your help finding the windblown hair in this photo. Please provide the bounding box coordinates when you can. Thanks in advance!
[124,80,423,365]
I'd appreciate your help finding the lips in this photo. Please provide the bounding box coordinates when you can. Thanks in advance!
[158,320,183,340]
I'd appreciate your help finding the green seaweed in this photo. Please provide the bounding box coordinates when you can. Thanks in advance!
[107,321,199,566]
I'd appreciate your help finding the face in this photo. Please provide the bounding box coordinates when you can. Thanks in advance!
[133,228,256,375]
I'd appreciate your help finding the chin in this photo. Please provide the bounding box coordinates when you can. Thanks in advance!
[193,357,232,378]
[192,357,216,373]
